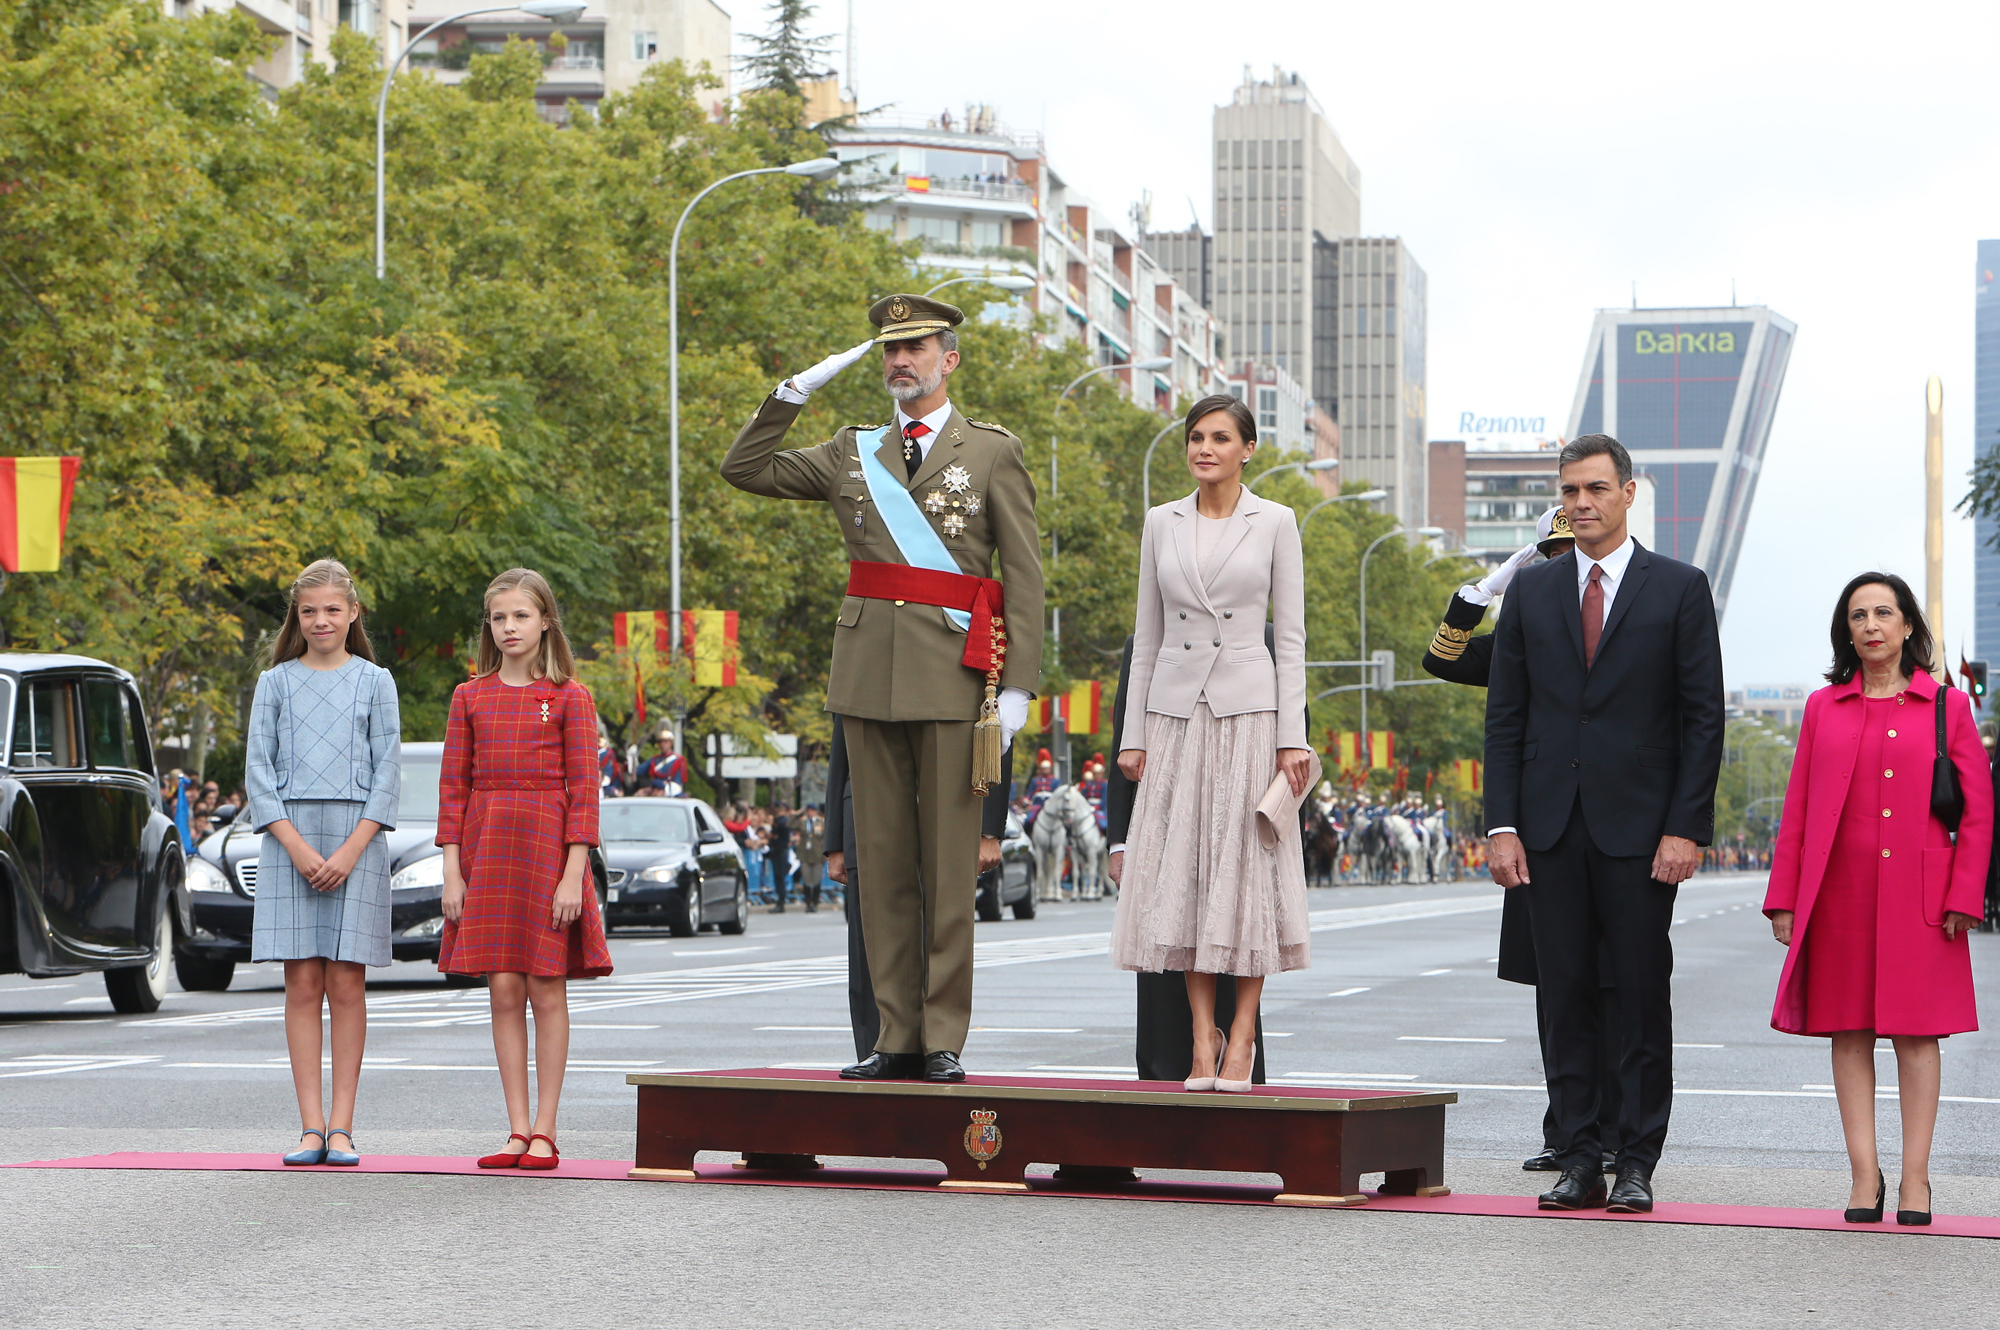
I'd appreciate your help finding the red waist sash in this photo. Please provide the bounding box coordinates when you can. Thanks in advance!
[844,561,1006,675]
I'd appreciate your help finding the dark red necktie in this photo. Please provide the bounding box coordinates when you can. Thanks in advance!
[902,421,931,479]
[1582,564,1605,668]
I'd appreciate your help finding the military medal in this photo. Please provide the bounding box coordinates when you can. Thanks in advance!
[942,514,966,538]
[941,463,972,493]
[539,698,551,723]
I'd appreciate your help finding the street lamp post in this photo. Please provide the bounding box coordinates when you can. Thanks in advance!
[1298,489,1389,534]
[1247,457,1339,492]
[376,2,588,282]
[1139,418,1179,512]
[665,156,840,750]
[923,273,1036,297]
[1047,356,1172,782]
[1357,525,1445,736]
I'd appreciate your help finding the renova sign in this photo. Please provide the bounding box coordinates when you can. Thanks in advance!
[1457,413,1547,433]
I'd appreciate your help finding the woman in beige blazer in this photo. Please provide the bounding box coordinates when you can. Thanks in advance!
[1112,395,1314,1092]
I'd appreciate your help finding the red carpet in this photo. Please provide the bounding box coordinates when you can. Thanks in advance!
[8,1152,1996,1238]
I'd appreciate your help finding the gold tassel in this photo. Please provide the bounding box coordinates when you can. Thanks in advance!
[972,682,1003,795]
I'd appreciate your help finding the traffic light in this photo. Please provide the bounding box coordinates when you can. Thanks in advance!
[1969,659,1988,702]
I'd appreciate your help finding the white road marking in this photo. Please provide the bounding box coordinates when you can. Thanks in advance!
[0,1055,161,1078]
[1420,968,1453,976]
[1327,988,1371,997]
[971,1027,1083,1034]
[1399,1035,1503,1043]
[0,983,77,992]
[757,1026,852,1032]
[1278,1072,1418,1081]
[1675,1043,1724,1049]
[671,947,769,957]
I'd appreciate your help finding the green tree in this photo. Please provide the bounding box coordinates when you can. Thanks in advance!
[736,0,835,99]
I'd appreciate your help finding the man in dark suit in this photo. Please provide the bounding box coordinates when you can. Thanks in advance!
[1106,634,1267,1084]
[826,716,1011,1064]
[1423,507,1625,1174]
[1484,435,1724,1214]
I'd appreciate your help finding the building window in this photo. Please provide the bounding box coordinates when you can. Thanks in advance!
[969,218,1004,249]
[862,211,893,232]
[906,215,958,244]
[633,30,658,60]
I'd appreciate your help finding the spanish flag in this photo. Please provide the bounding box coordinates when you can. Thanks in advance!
[1035,680,1101,733]
[612,610,671,660]
[0,457,79,573]
[681,609,738,688]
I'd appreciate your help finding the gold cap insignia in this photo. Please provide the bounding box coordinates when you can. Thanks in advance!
[887,296,910,322]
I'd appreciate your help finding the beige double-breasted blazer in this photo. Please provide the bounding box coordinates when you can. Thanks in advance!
[1121,487,1308,752]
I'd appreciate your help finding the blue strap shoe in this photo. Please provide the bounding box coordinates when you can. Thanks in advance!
[283,1128,328,1166]
[324,1129,360,1167]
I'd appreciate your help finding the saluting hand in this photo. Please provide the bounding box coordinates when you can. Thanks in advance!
[787,340,876,397]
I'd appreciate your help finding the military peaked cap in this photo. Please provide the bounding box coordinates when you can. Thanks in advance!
[869,293,964,344]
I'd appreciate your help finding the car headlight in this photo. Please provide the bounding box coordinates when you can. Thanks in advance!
[638,865,682,883]
[400,916,447,938]
[391,855,448,894]
[188,856,234,894]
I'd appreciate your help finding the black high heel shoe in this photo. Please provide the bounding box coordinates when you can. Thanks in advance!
[1844,1171,1885,1224]
[1896,1179,1932,1226]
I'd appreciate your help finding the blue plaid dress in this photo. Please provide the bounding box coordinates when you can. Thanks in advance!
[246,657,402,966]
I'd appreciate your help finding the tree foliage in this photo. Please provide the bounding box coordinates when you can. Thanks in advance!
[0,3,1486,791]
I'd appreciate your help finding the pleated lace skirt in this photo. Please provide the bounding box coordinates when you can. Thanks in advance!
[1110,703,1310,976]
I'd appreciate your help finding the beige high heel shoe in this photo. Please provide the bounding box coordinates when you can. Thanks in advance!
[1184,1027,1227,1092]
[1216,1034,1255,1093]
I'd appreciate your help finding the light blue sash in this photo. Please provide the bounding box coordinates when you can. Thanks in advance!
[855,426,970,631]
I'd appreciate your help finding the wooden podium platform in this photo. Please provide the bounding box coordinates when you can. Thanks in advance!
[626,1069,1455,1206]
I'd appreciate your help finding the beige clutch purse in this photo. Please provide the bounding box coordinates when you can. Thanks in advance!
[1255,751,1326,851]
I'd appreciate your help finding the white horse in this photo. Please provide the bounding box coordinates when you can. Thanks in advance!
[1383,812,1424,883]
[1422,810,1455,881]
[1030,784,1106,901]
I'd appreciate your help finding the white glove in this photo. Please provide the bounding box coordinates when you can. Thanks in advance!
[998,687,1031,749]
[776,339,876,403]
[1466,542,1539,605]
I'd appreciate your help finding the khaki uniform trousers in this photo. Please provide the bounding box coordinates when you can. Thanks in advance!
[843,715,981,1055]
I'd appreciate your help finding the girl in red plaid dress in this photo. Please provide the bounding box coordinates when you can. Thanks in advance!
[438,569,613,1170]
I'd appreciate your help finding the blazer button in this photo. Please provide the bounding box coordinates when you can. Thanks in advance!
[1884,769,1893,778]
[1184,642,1192,650]
[1882,848,1891,858]
[1882,808,1892,817]
[1887,729,1897,738]
[1213,638,1221,647]
[1581,715,1590,724]
[1223,610,1233,619]
[1179,611,1187,620]
[895,600,906,606]
[1571,759,1580,768]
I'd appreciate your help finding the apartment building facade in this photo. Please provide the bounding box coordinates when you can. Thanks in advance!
[828,113,1227,412]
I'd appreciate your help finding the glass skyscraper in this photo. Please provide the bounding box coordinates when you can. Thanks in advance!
[1567,305,1796,618]
[1975,243,2000,666]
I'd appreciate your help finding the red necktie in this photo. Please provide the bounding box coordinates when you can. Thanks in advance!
[902,421,931,479]
[1582,564,1605,668]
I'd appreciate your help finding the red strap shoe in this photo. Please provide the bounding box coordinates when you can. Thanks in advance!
[477,1133,530,1168]
[516,1133,561,1171]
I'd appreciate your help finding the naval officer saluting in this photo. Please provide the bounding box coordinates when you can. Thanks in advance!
[722,294,1044,1082]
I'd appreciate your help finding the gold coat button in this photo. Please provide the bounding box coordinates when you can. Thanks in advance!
[895,599,906,606]
[1883,849,1892,858]
[1884,769,1894,778]
[1888,730,1897,738]
[1882,809,1892,817]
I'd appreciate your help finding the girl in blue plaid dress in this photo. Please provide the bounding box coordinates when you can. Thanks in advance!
[246,560,402,1167]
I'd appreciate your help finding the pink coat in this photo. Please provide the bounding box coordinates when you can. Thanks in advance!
[1762,672,1992,1036]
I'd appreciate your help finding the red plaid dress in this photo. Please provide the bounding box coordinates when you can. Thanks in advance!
[435,674,613,978]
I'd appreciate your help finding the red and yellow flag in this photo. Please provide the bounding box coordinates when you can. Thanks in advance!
[0,457,79,572]
[1035,680,1102,734]
[1333,731,1363,771]
[612,610,671,659]
[1454,758,1483,794]
[1369,731,1394,770]
[681,609,738,688]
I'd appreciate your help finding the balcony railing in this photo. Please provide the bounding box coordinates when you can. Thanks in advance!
[846,170,1031,204]
[545,55,602,72]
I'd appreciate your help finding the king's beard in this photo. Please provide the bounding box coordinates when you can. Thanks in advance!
[885,364,944,403]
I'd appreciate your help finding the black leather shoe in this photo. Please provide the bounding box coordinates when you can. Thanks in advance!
[1537,1162,1608,1210]
[1606,1165,1654,1213]
[839,1052,924,1081]
[1523,1148,1562,1171]
[924,1050,967,1082]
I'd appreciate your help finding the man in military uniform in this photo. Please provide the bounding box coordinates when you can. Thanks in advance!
[721,294,1043,1083]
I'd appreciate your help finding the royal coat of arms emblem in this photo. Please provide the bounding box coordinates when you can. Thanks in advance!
[963,1109,1002,1169]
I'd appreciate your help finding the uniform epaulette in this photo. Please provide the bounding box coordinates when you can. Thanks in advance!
[963,418,1018,439]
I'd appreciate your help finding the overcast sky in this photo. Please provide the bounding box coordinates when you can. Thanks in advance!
[735,0,2000,689]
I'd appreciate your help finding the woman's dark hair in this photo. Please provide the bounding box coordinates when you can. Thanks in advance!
[1826,571,1934,684]
[1184,393,1257,445]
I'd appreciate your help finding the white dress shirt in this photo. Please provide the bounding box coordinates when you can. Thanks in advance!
[895,399,954,465]
[1487,536,1637,838]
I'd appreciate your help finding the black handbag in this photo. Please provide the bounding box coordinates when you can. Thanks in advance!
[1932,679,1965,833]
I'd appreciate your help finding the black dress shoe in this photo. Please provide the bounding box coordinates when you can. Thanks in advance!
[1523,1148,1562,1171]
[924,1050,967,1082]
[839,1052,924,1081]
[1845,1171,1886,1224]
[1606,1165,1654,1214]
[1896,1179,1932,1226]
[1537,1161,1608,1210]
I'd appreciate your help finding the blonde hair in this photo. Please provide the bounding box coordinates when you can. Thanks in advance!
[270,559,376,667]
[474,568,576,685]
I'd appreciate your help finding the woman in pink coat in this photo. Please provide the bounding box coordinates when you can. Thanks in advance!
[1764,572,1990,1227]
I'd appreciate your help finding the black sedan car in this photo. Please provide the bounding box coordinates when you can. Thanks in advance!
[179,740,609,990]
[0,653,191,1013]
[599,797,749,937]
[975,811,1036,922]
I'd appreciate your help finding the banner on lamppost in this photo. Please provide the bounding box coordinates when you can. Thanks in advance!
[0,456,80,572]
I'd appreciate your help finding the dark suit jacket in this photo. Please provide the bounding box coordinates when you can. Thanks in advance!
[1484,541,1725,856]
[1421,590,1496,687]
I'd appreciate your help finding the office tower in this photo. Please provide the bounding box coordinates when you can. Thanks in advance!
[1210,66,1361,393]
[1324,236,1427,527]
[1976,243,2000,665]
[1567,305,1797,618]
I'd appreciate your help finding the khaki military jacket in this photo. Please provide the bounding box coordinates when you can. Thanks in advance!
[721,393,1045,723]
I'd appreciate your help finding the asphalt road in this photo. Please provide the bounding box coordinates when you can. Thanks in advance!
[7,869,1999,1180]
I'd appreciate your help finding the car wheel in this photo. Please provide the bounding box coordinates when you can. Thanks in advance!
[1011,888,1036,921]
[105,899,172,1014]
[669,882,701,938]
[718,877,749,935]
[174,953,235,992]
